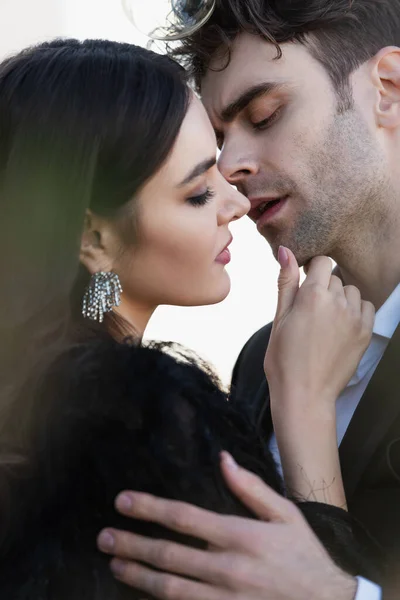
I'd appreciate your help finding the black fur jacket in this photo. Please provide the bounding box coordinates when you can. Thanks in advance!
[0,338,381,599]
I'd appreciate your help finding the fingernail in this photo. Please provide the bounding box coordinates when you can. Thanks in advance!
[221,451,238,471]
[98,530,115,552]
[278,246,289,268]
[116,493,133,512]
[111,558,126,577]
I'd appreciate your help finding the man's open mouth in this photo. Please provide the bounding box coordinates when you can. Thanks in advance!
[248,195,289,223]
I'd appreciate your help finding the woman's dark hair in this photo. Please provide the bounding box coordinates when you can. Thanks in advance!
[171,0,400,110]
[0,38,189,455]
[0,340,382,598]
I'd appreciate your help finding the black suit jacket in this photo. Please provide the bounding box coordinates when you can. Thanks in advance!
[232,322,400,597]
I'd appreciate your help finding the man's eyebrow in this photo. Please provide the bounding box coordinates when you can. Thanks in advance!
[178,157,216,187]
[220,82,283,122]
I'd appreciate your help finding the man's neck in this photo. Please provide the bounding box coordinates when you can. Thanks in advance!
[332,232,400,310]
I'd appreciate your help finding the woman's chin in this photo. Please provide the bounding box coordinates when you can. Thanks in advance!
[192,275,231,307]
[160,272,231,308]
[170,275,231,307]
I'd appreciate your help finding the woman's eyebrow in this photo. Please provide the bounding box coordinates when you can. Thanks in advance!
[178,157,216,187]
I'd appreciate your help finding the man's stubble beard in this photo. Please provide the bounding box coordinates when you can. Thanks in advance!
[261,108,390,267]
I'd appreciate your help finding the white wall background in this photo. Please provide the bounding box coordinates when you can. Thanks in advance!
[0,0,280,384]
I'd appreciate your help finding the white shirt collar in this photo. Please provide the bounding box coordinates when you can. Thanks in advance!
[373,282,400,340]
[349,282,400,384]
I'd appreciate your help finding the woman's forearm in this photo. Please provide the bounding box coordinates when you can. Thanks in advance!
[271,396,347,509]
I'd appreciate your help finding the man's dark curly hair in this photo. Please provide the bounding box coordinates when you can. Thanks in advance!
[171,0,400,109]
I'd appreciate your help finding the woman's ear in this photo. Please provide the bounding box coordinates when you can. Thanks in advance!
[370,47,400,128]
[79,210,116,275]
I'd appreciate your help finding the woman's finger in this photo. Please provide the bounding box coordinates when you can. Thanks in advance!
[361,299,375,333]
[301,256,333,289]
[328,274,345,296]
[110,558,230,600]
[343,285,362,314]
[275,246,300,321]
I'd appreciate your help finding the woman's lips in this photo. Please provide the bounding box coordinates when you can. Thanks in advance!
[215,236,233,265]
[215,247,231,265]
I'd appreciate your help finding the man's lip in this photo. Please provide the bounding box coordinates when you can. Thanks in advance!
[247,196,288,223]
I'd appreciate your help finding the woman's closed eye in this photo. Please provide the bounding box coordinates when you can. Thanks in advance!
[187,188,215,207]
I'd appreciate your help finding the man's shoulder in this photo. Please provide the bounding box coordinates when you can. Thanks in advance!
[238,322,273,361]
[231,322,273,400]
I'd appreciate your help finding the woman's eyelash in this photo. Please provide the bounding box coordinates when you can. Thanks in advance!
[252,107,282,131]
[187,188,215,207]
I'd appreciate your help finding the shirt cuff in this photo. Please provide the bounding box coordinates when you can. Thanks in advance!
[355,577,382,600]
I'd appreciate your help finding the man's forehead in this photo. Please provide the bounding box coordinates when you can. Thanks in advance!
[201,35,276,104]
[201,36,317,121]
[201,34,296,118]
[208,31,279,71]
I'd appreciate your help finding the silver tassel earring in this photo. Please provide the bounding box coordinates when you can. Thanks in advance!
[82,271,123,323]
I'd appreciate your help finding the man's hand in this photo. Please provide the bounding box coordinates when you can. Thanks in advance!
[97,453,357,600]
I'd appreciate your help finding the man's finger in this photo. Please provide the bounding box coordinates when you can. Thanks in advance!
[110,559,230,600]
[220,452,301,524]
[301,256,333,289]
[98,528,233,584]
[113,492,235,548]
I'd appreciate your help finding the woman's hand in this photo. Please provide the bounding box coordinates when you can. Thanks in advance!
[97,453,357,600]
[264,247,375,506]
[265,247,375,410]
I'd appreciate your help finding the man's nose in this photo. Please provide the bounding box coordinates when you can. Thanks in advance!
[217,144,258,187]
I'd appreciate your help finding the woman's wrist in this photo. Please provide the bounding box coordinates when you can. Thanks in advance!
[280,449,347,508]
[270,386,337,425]
[271,402,346,508]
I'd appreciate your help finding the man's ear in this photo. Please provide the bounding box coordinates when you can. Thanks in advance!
[80,210,115,275]
[370,46,400,128]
